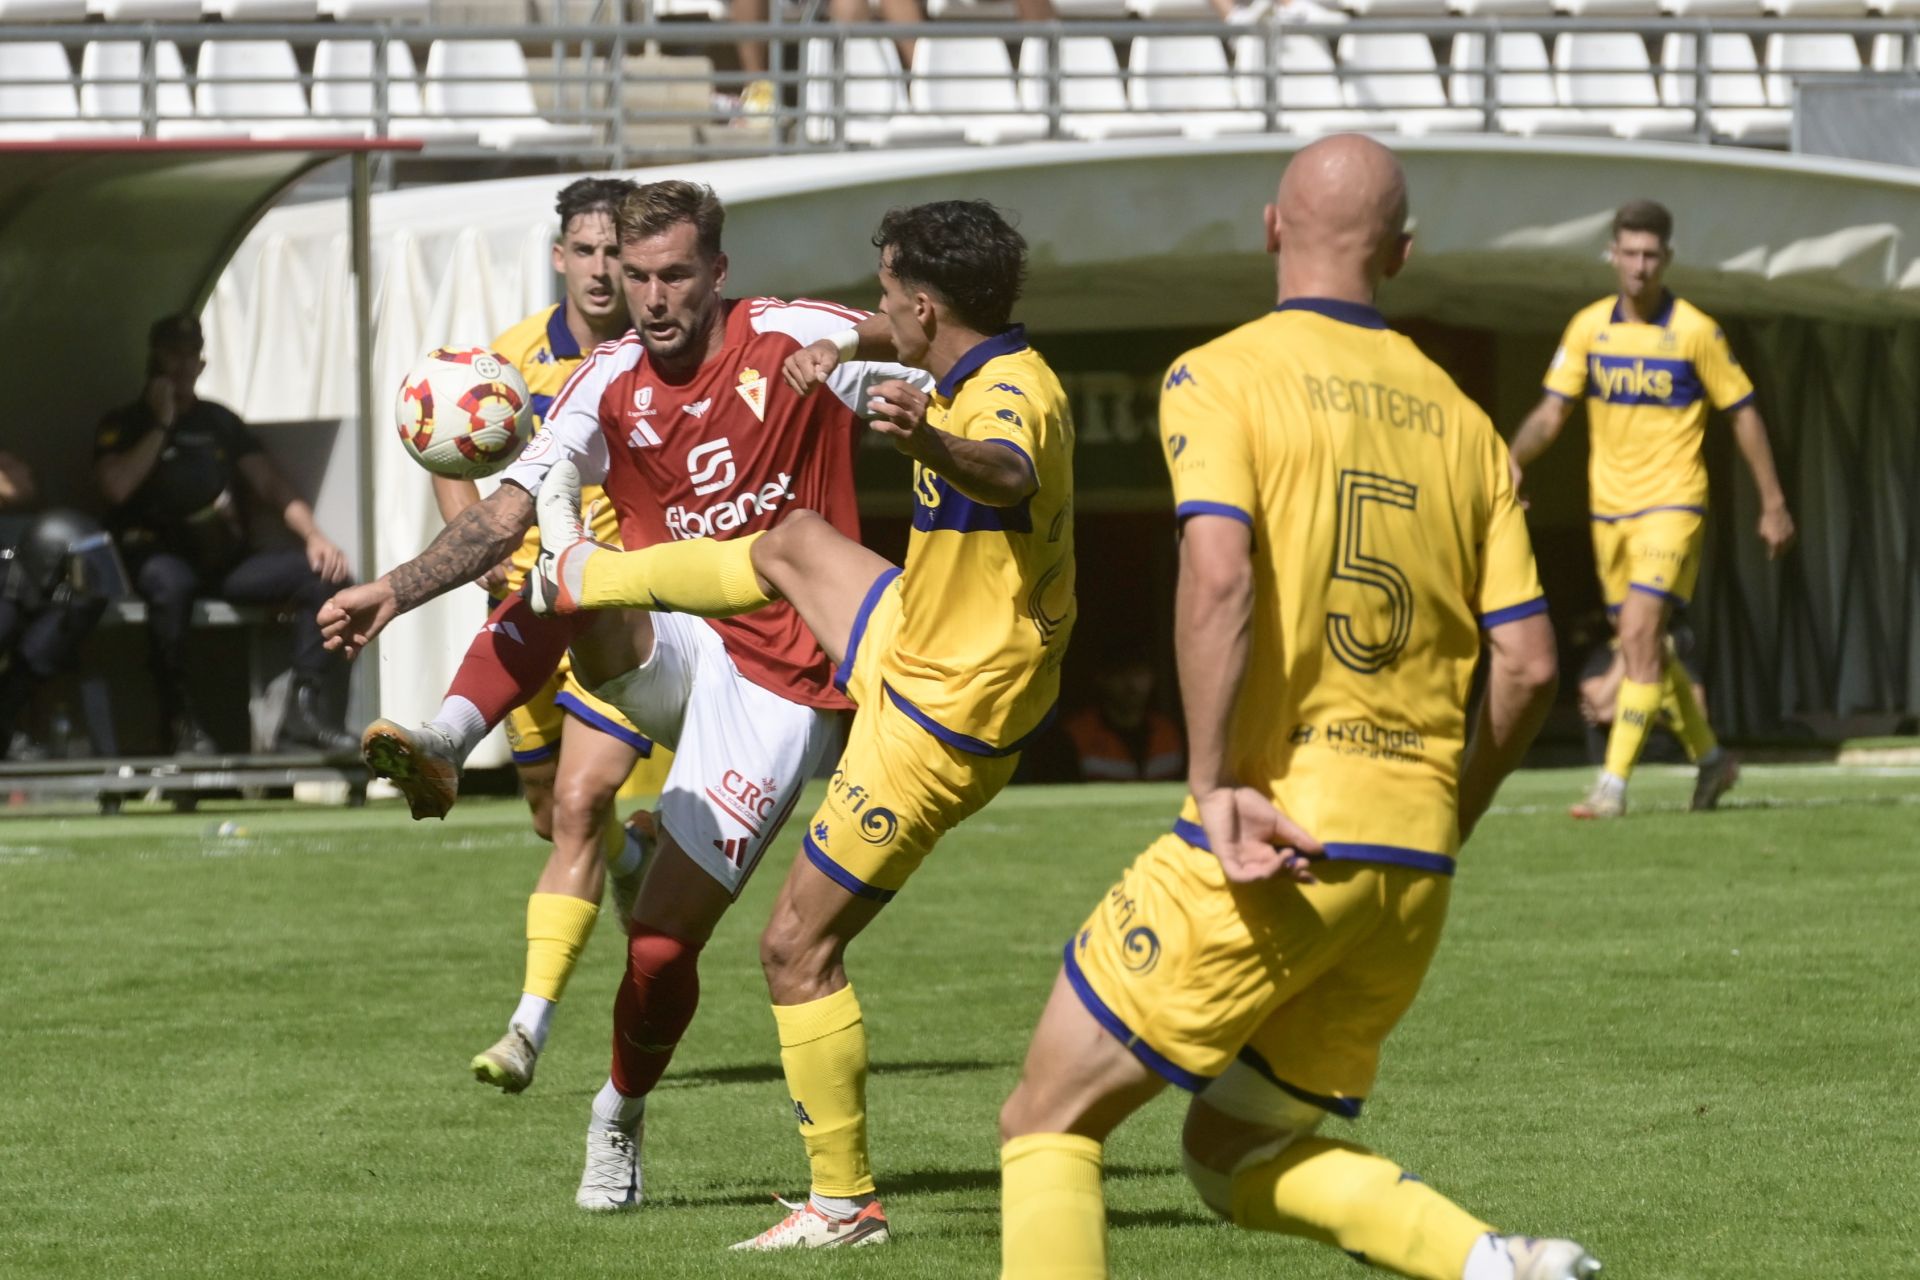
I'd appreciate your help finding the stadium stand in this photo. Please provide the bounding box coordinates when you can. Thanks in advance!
[1451,32,1615,135]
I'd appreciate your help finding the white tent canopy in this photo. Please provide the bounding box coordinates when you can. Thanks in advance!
[206,137,1920,753]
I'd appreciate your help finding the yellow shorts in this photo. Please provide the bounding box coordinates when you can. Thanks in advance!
[799,568,1019,901]
[1591,506,1706,611]
[1066,826,1451,1113]
[502,654,655,766]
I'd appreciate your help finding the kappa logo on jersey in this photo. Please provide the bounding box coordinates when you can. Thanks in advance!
[706,769,779,836]
[990,383,1025,397]
[683,397,713,418]
[1165,364,1196,389]
[688,438,737,497]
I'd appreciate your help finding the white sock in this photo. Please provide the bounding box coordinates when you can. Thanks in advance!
[429,696,490,762]
[809,1193,873,1220]
[511,993,555,1051]
[1597,771,1626,795]
[609,817,647,878]
[1461,1232,1516,1280]
[591,1078,647,1130]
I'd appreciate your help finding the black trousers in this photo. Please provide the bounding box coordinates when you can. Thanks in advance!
[0,592,109,743]
[132,547,346,721]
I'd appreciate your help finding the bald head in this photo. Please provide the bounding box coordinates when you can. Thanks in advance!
[1268,135,1412,298]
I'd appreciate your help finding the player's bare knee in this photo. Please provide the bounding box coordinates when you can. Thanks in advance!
[755,509,824,577]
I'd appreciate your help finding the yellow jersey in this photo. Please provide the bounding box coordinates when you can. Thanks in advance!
[879,327,1076,755]
[1542,292,1754,518]
[491,302,623,593]
[1162,298,1545,871]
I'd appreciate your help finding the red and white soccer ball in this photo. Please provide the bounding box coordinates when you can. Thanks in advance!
[394,347,534,480]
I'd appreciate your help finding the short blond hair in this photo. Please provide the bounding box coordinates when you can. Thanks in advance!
[614,180,725,258]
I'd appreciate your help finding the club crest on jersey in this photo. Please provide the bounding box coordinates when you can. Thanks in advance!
[736,366,768,423]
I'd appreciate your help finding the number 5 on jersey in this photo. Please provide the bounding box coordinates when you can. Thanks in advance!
[1328,469,1418,675]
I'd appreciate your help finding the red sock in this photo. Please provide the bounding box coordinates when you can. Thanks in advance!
[610,926,704,1098]
[444,595,589,727]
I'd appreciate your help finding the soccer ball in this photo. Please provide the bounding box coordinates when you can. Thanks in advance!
[394,347,534,480]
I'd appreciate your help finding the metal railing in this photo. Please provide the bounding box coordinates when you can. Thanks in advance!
[0,14,1915,164]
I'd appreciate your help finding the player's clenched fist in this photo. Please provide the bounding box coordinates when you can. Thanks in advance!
[319,579,399,660]
[865,379,931,450]
[1194,784,1322,885]
[781,338,841,396]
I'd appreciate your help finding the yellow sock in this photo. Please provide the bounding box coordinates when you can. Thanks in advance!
[1001,1134,1106,1280]
[579,532,772,616]
[1603,677,1664,781]
[523,892,599,1004]
[772,984,874,1197]
[1661,653,1717,762]
[1231,1138,1488,1280]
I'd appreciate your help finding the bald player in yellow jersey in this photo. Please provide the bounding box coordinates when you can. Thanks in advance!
[996,136,1596,1280]
[1510,199,1795,820]
[378,178,670,1094]
[527,198,1072,1250]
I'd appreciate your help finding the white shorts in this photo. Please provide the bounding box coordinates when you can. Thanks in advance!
[584,611,838,896]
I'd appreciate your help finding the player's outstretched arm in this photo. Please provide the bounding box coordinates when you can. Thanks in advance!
[1728,404,1796,559]
[1177,514,1320,884]
[1507,394,1574,497]
[866,380,1036,508]
[1457,611,1558,840]
[319,483,533,659]
[779,313,897,396]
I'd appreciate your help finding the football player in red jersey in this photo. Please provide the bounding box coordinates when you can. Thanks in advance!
[319,180,929,1213]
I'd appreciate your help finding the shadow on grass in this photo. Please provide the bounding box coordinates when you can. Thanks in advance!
[666,1163,1175,1209]
[661,1058,1002,1090]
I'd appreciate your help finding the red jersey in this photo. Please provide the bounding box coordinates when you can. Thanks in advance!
[503,297,930,708]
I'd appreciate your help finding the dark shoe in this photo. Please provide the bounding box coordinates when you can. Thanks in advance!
[171,714,219,758]
[279,679,357,756]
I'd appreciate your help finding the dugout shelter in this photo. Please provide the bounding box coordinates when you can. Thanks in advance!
[206,137,1920,760]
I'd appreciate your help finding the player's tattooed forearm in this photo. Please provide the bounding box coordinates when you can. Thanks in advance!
[390,500,523,611]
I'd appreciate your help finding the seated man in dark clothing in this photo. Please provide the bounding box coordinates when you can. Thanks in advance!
[0,454,110,758]
[94,314,356,756]
[1062,644,1185,783]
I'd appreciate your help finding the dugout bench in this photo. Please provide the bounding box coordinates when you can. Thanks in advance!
[1,597,367,813]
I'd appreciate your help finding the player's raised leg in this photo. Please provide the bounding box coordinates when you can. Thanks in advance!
[473,711,646,1093]
[361,594,593,819]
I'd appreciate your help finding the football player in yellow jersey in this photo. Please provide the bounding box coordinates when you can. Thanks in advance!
[1509,199,1795,820]
[997,136,1594,1280]
[364,178,669,1094]
[528,198,1073,1249]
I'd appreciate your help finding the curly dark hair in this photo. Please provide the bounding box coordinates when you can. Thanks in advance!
[555,177,637,238]
[873,200,1027,334]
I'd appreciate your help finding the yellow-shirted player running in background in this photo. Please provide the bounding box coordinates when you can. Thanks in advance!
[528,199,1073,1249]
[997,136,1595,1280]
[1510,199,1795,820]
[367,177,671,1093]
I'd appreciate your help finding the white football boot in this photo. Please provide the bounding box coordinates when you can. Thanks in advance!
[528,459,596,617]
[1507,1235,1602,1280]
[730,1197,891,1250]
[470,1025,538,1094]
[1569,772,1626,820]
[576,1118,642,1212]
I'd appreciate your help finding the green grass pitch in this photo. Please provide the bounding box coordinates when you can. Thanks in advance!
[2,765,1916,1278]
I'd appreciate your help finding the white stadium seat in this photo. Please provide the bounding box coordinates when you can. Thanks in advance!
[194,40,360,139]
[1763,32,1862,105]
[1127,0,1217,16]
[1764,0,1867,11]
[207,0,320,16]
[321,0,429,15]
[802,37,967,146]
[80,40,216,133]
[1868,32,1913,68]
[1556,31,1701,137]
[1233,31,1395,134]
[1337,32,1485,132]
[1660,32,1789,143]
[424,39,599,149]
[1451,32,1614,135]
[1869,0,1920,13]
[1019,36,1183,140]
[910,36,1046,145]
[1127,35,1265,138]
[313,40,482,142]
[87,0,198,18]
[1446,0,1553,15]
[1555,0,1659,13]
[1342,0,1448,14]
[1659,0,1762,14]
[0,0,87,19]
[0,42,134,139]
